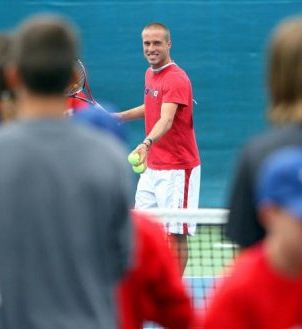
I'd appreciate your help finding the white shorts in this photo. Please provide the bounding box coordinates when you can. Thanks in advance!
[135,165,200,235]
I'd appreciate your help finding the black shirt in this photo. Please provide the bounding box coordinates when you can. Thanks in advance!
[226,123,302,248]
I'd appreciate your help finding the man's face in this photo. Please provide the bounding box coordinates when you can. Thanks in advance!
[264,206,302,263]
[142,28,171,69]
[279,211,302,261]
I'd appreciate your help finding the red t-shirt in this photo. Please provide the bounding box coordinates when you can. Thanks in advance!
[118,211,194,329]
[144,64,200,169]
[201,244,302,329]
[66,92,89,113]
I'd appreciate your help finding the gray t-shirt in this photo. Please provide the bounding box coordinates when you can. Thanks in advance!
[0,119,132,329]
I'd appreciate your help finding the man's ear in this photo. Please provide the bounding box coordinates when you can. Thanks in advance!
[4,66,20,92]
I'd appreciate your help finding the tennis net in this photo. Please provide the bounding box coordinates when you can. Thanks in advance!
[144,208,238,309]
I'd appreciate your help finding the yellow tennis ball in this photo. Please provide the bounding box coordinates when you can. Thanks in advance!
[132,163,146,174]
[128,152,140,166]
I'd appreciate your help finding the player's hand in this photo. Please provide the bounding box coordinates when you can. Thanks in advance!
[133,143,149,165]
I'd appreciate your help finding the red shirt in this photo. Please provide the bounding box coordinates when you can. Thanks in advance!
[118,211,194,329]
[201,244,302,329]
[144,64,200,170]
[66,92,89,113]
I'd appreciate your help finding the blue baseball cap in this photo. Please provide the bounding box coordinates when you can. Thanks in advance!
[72,105,127,144]
[255,147,302,220]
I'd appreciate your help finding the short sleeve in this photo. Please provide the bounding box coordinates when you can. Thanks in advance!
[162,73,190,106]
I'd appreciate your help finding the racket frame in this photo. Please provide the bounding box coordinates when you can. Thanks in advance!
[69,59,107,112]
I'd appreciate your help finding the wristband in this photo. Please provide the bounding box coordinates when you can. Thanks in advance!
[143,138,153,150]
[144,138,153,146]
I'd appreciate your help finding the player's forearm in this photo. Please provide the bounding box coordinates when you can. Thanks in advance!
[146,116,173,143]
[129,103,176,165]
[116,104,145,121]
[131,117,173,165]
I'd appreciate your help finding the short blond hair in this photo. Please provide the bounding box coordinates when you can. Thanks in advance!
[142,22,171,42]
[268,17,302,124]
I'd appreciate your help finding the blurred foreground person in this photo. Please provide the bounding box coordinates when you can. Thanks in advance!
[227,17,302,248]
[202,147,302,329]
[72,104,126,143]
[0,15,132,329]
[119,210,195,329]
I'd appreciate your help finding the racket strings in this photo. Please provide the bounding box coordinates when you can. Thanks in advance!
[66,60,86,96]
[66,60,107,113]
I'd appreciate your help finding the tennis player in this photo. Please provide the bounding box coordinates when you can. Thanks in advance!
[0,15,132,329]
[116,22,200,274]
[201,147,302,328]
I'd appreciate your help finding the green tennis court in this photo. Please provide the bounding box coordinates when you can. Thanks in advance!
[185,224,237,277]
[183,224,238,309]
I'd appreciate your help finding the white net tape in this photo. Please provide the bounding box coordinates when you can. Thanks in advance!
[142,208,229,224]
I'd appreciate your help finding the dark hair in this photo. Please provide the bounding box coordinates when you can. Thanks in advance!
[12,15,79,95]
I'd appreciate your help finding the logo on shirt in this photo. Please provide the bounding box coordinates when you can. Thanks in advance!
[145,87,158,98]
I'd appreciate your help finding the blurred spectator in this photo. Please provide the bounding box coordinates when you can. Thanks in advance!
[202,147,302,329]
[227,16,302,248]
[0,14,132,329]
[119,211,195,329]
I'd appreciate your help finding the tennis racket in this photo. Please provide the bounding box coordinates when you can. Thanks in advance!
[66,59,107,112]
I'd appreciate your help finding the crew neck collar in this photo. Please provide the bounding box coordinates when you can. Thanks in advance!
[151,62,176,73]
